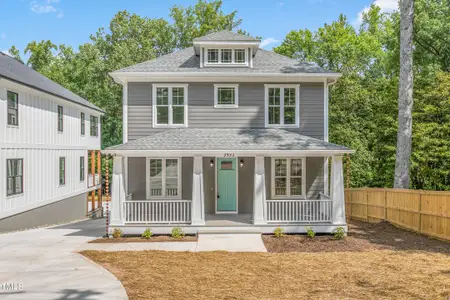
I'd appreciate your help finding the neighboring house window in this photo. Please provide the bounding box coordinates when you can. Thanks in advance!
[59,157,65,186]
[81,112,85,135]
[206,48,247,65]
[207,49,219,63]
[265,85,300,127]
[90,115,99,136]
[7,91,19,126]
[80,156,85,181]
[152,85,188,127]
[147,158,181,199]
[271,158,306,198]
[234,49,246,63]
[214,84,239,108]
[57,105,64,132]
[6,159,23,196]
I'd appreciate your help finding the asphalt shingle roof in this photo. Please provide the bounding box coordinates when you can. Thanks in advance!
[192,30,260,42]
[106,128,350,152]
[0,52,103,112]
[114,47,335,74]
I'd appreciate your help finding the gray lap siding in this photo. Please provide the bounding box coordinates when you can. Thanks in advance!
[126,81,325,203]
[127,82,324,140]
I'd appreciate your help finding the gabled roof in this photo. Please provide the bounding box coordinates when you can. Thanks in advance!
[113,47,336,75]
[105,128,352,154]
[193,30,260,42]
[0,52,103,113]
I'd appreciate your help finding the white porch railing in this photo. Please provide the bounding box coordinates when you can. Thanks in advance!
[266,199,332,223]
[123,200,192,224]
[88,174,100,188]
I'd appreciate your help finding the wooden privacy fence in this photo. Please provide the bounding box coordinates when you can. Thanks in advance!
[345,188,450,241]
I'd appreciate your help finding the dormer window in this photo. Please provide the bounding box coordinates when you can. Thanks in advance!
[205,48,248,66]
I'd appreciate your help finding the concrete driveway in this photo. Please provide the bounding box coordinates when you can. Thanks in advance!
[0,219,128,300]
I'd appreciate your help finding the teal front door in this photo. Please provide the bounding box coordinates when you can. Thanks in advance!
[216,158,237,212]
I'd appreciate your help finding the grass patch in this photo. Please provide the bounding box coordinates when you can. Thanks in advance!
[81,250,450,300]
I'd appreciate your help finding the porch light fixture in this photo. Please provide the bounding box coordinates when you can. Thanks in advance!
[210,159,214,168]
[240,159,244,168]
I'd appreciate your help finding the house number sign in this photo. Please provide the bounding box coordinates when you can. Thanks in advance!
[223,153,235,157]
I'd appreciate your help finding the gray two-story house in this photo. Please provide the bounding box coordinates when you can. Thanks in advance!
[105,31,353,235]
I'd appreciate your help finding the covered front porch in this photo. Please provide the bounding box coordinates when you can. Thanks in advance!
[104,128,353,234]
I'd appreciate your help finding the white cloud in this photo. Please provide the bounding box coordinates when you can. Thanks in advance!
[260,37,280,49]
[353,0,398,28]
[278,2,285,7]
[30,0,63,18]
[0,33,6,40]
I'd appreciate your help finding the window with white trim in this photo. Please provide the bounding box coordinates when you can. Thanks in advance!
[147,158,181,199]
[205,48,247,65]
[90,115,99,136]
[81,112,85,135]
[214,84,239,108]
[59,157,65,186]
[57,105,64,132]
[153,85,188,127]
[271,158,305,198]
[207,49,219,63]
[7,159,23,196]
[7,91,19,126]
[265,85,300,127]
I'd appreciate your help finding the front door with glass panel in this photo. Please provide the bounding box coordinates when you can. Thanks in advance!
[216,158,237,212]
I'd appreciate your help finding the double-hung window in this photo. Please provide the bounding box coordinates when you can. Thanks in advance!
[265,85,300,127]
[152,85,188,127]
[147,158,181,199]
[271,158,306,198]
[6,159,23,196]
[7,91,19,126]
[57,105,64,132]
[214,84,239,108]
[81,112,85,135]
[90,115,99,136]
[59,157,65,186]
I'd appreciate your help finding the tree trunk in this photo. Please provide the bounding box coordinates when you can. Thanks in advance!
[394,0,414,189]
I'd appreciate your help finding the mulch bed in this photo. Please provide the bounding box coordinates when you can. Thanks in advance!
[263,220,450,253]
[89,235,197,243]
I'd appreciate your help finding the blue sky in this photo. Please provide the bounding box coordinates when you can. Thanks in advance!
[0,0,398,56]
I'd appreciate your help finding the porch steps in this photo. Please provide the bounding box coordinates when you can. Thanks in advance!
[197,228,262,234]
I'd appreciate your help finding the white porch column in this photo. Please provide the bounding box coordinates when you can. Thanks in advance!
[331,156,346,224]
[253,156,267,225]
[191,156,205,225]
[110,156,126,226]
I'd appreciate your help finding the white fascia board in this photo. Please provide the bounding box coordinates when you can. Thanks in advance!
[103,149,355,157]
[109,72,342,84]
[193,41,261,46]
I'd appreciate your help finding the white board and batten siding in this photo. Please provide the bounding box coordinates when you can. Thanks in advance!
[0,78,102,219]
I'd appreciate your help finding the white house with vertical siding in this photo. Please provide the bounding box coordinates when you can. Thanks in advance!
[0,52,103,232]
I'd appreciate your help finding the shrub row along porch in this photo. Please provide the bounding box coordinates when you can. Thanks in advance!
[104,128,353,234]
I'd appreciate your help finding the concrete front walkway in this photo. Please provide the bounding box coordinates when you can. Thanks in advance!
[0,219,128,300]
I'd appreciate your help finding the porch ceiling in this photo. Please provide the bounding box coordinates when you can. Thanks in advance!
[104,128,353,156]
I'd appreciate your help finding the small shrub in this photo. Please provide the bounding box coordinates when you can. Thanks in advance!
[273,227,285,238]
[112,228,123,239]
[332,227,346,239]
[306,226,315,238]
[171,227,184,239]
[142,228,153,239]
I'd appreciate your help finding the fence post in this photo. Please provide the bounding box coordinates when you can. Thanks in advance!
[384,188,387,221]
[418,191,422,233]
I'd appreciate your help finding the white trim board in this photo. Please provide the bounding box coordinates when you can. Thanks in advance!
[104,149,354,157]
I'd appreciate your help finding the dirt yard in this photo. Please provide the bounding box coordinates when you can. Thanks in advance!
[263,220,450,253]
[81,221,450,300]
